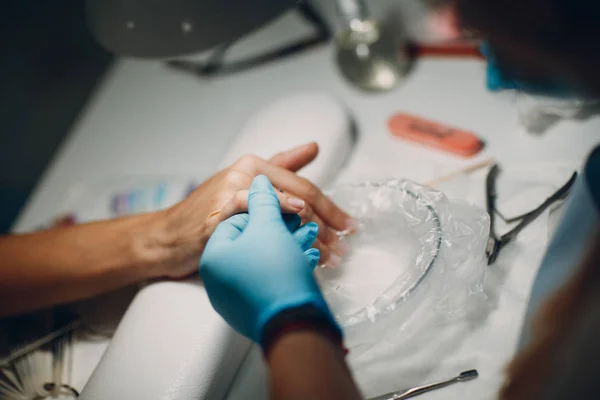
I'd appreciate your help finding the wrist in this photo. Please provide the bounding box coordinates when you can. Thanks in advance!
[126,211,170,279]
[261,304,344,358]
[132,209,207,279]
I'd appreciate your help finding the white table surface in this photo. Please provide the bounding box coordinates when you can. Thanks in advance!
[12,16,600,395]
[16,54,600,232]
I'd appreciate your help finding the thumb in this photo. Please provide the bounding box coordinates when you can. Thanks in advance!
[248,175,283,224]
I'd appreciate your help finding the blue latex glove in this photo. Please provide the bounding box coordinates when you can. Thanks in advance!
[199,175,337,344]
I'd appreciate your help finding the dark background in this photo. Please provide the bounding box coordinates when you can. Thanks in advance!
[0,1,113,232]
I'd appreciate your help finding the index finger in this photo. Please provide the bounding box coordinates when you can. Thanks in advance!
[247,175,283,224]
[268,142,319,172]
[251,160,354,232]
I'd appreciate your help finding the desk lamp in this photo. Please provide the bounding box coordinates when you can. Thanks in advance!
[86,0,331,77]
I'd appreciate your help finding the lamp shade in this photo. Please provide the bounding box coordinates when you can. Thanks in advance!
[86,0,297,58]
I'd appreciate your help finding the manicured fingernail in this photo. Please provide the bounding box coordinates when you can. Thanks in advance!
[345,218,360,232]
[287,197,305,209]
[327,254,343,268]
[299,142,316,150]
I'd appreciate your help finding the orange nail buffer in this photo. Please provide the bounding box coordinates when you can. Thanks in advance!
[388,113,483,157]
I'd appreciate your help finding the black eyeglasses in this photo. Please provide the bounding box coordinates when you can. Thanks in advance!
[485,164,578,265]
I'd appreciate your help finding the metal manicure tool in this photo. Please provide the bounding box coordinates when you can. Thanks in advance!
[485,164,577,265]
[368,369,479,400]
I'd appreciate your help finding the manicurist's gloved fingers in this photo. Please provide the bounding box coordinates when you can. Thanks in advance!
[199,172,341,344]
[208,213,249,243]
[297,203,337,247]
[304,248,321,271]
[248,175,283,223]
[292,222,319,251]
[283,214,302,233]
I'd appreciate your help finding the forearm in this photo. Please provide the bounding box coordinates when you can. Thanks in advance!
[267,330,363,400]
[0,212,170,317]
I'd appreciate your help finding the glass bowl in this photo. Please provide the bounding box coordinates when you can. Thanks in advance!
[317,180,442,327]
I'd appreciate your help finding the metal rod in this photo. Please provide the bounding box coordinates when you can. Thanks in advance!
[369,369,478,400]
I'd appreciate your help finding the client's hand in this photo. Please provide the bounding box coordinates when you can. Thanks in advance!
[200,175,336,343]
[151,142,352,279]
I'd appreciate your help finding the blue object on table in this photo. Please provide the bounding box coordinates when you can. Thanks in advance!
[154,183,167,209]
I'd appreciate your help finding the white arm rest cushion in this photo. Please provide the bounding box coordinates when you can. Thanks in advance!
[80,280,249,400]
[219,92,354,186]
[80,92,353,400]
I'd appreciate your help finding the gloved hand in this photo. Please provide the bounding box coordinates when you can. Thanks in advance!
[199,175,337,344]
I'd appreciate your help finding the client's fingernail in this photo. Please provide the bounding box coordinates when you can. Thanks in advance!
[327,254,343,268]
[287,197,305,209]
[345,218,360,231]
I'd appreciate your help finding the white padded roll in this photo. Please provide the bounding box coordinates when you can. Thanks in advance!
[80,92,354,400]
[81,280,249,400]
[220,92,354,187]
